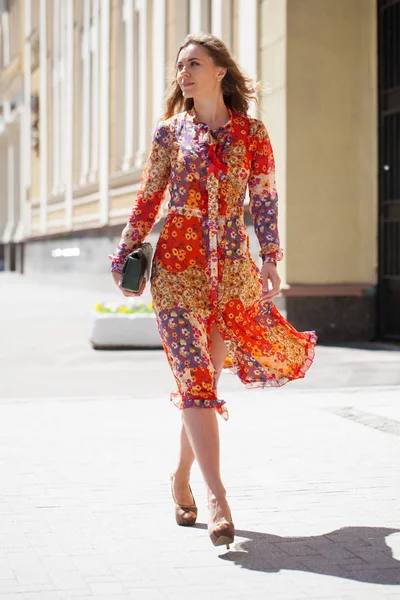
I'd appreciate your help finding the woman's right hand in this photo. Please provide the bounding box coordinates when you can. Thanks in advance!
[111,271,146,297]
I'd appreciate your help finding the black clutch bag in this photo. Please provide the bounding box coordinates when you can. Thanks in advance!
[121,243,153,293]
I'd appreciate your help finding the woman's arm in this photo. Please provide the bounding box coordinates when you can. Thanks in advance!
[109,122,171,272]
[248,120,284,265]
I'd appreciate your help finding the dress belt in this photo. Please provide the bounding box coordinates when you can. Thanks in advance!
[168,206,244,225]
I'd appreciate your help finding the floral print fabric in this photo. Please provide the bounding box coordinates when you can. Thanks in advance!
[110,108,317,420]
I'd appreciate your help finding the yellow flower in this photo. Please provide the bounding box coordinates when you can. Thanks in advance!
[95,303,102,311]
[148,301,153,310]
[119,307,127,313]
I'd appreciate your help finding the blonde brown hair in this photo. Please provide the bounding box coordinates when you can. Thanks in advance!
[162,33,260,120]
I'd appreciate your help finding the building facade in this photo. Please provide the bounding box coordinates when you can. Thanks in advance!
[0,0,392,342]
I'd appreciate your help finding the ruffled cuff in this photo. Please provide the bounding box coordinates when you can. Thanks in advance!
[109,255,124,273]
[260,248,284,264]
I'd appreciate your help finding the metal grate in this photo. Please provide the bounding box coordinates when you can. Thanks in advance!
[378,0,400,339]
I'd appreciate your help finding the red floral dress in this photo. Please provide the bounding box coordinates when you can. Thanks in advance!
[110,108,317,420]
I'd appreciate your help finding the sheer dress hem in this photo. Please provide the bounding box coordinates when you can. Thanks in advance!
[225,329,317,389]
[170,390,229,421]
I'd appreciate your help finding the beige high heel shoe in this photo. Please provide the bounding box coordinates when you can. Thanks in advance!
[170,474,198,527]
[208,496,235,549]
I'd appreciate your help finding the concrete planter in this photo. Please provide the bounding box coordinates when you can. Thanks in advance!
[90,312,162,349]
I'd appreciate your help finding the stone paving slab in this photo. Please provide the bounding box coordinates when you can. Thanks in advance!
[1,273,400,599]
[0,389,398,599]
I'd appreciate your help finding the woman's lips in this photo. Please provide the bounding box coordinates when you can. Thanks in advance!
[182,82,195,88]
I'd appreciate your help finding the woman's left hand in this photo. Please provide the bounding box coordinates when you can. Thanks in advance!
[261,262,281,301]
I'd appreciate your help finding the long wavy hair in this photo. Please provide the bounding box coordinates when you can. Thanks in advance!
[162,33,261,120]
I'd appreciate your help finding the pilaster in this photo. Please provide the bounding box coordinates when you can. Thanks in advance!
[39,0,48,234]
[99,0,110,225]
[89,0,100,182]
[152,0,166,127]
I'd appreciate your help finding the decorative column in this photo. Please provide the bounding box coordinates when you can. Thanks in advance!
[65,0,74,229]
[7,141,15,241]
[80,0,91,184]
[1,6,10,66]
[59,0,67,192]
[18,0,32,240]
[1,107,15,251]
[152,0,166,127]
[121,0,135,171]
[211,0,232,50]
[134,0,149,169]
[89,0,100,182]
[13,109,25,243]
[238,0,258,117]
[52,0,61,195]
[99,0,110,225]
[39,0,48,234]
[190,0,210,34]
[23,0,32,190]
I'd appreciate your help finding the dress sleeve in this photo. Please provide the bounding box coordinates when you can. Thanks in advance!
[248,120,284,264]
[109,122,171,272]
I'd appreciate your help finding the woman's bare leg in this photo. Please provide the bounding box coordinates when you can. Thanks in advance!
[180,323,232,527]
[171,422,196,507]
[172,324,227,503]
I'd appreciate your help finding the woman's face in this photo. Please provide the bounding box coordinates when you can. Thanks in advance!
[176,43,226,100]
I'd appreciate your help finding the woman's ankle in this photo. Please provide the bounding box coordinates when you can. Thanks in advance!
[208,495,232,526]
[172,468,192,482]
[207,485,227,503]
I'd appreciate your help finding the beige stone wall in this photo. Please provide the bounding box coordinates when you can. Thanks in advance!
[259,0,288,285]
[31,214,41,231]
[71,219,100,231]
[48,209,65,222]
[286,0,377,285]
[110,192,136,213]
[73,201,101,219]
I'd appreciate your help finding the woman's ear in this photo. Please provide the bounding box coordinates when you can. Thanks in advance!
[217,68,227,81]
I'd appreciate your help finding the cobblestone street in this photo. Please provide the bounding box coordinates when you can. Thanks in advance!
[1,273,400,599]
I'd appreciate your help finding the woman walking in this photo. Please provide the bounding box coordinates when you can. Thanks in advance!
[110,33,317,549]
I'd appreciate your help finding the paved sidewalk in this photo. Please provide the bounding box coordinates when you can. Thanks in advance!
[0,273,400,600]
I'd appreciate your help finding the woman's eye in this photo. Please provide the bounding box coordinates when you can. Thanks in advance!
[177,61,199,73]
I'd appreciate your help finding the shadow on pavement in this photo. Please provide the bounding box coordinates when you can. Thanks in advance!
[196,525,400,584]
[318,341,400,352]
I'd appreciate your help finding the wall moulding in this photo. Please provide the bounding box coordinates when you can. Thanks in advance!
[46,201,65,213]
[109,207,131,219]
[72,181,99,199]
[47,219,66,229]
[72,194,100,207]
[282,283,376,298]
[109,191,137,214]
[109,168,143,190]
[71,219,102,231]
[73,202,100,219]
[110,182,140,198]
[47,209,66,221]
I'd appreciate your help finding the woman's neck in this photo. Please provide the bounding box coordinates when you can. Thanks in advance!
[193,96,230,130]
